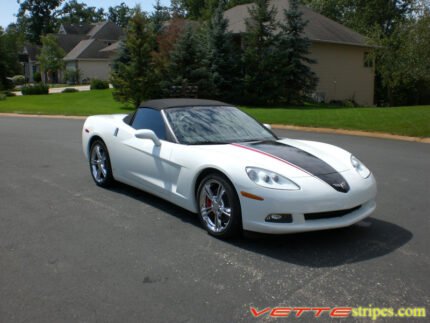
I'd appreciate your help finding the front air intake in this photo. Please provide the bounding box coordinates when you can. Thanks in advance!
[304,205,361,221]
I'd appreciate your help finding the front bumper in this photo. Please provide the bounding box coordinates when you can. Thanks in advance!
[238,171,377,234]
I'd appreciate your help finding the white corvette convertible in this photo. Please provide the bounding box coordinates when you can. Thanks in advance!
[82,99,377,238]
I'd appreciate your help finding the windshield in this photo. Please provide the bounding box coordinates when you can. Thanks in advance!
[164,106,277,145]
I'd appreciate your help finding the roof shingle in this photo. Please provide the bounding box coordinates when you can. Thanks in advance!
[224,0,368,47]
[64,39,114,61]
[87,21,123,40]
[60,23,93,35]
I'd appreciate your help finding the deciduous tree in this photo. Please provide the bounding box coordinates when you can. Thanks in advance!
[59,0,105,24]
[303,0,414,35]
[38,34,65,83]
[0,25,23,89]
[17,0,63,44]
[373,12,430,105]
[107,2,134,28]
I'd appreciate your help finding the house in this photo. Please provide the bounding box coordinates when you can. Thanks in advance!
[224,0,375,106]
[21,21,122,83]
[19,43,40,82]
[62,21,122,83]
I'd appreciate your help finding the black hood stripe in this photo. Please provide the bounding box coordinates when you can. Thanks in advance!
[232,141,350,193]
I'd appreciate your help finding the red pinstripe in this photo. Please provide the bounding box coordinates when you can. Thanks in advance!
[230,143,313,176]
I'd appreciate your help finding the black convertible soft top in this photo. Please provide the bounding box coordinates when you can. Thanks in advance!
[139,98,231,110]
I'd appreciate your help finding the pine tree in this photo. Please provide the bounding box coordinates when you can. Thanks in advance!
[111,7,161,107]
[151,0,170,33]
[277,0,318,104]
[207,2,241,100]
[242,0,280,104]
[167,24,214,98]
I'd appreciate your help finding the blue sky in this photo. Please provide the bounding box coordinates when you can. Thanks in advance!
[1,0,171,29]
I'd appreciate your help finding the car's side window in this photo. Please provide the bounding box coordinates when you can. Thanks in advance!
[131,108,166,140]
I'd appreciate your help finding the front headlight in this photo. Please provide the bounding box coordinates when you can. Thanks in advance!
[351,155,371,178]
[246,167,300,190]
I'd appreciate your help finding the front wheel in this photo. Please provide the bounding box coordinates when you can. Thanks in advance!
[89,139,114,187]
[197,174,242,238]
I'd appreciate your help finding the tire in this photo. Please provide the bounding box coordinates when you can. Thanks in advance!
[89,139,114,188]
[197,173,242,238]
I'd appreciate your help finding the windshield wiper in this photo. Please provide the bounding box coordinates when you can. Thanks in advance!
[236,138,274,143]
[189,141,231,145]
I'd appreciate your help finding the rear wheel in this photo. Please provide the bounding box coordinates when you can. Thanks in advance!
[89,140,114,187]
[197,173,242,238]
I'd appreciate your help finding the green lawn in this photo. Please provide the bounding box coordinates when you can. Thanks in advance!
[0,89,429,137]
[0,89,133,116]
[241,105,430,138]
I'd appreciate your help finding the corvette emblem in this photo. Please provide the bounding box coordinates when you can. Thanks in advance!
[333,182,347,190]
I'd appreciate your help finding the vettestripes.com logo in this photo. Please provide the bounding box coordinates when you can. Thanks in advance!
[250,306,426,320]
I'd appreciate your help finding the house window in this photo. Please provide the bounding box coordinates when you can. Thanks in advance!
[364,52,373,68]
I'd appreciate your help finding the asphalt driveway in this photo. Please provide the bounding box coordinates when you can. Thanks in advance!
[0,116,429,322]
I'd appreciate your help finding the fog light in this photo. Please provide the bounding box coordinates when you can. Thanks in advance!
[265,214,293,223]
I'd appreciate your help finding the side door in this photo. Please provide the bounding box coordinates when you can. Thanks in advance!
[115,108,175,197]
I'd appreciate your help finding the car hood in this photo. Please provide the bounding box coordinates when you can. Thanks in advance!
[193,138,353,193]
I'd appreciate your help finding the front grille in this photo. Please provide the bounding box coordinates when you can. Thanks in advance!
[304,205,362,221]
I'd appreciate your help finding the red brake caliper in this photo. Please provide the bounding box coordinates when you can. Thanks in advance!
[206,197,212,208]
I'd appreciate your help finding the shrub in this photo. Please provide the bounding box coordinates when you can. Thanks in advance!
[90,79,109,90]
[21,83,49,95]
[343,99,359,107]
[64,69,81,84]
[3,90,16,97]
[62,88,79,93]
[11,75,26,85]
[329,99,359,107]
[2,78,14,90]
[33,72,42,83]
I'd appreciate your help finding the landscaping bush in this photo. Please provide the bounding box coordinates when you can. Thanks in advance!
[62,88,79,93]
[328,99,360,107]
[3,90,16,97]
[343,99,359,107]
[21,84,49,95]
[11,75,26,85]
[33,72,42,83]
[90,79,109,90]
[64,69,81,85]
[2,78,14,90]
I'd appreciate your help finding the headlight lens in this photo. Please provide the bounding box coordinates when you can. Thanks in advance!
[246,167,300,190]
[351,155,371,178]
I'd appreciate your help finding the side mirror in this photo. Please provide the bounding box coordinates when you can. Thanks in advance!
[263,123,272,130]
[135,129,161,146]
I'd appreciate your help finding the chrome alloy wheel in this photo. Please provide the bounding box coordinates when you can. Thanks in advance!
[90,144,108,183]
[199,179,232,233]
